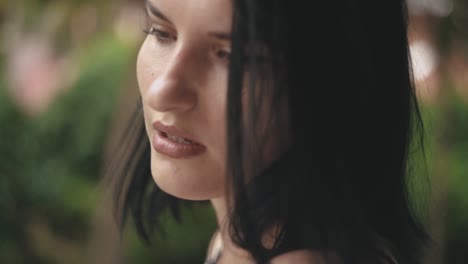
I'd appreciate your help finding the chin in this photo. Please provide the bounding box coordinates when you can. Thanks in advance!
[150,151,225,201]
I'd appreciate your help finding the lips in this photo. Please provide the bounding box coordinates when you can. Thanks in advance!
[152,121,206,158]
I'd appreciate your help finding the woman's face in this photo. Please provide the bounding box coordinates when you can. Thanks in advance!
[137,0,232,200]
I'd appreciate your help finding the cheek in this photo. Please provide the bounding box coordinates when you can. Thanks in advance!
[136,42,152,95]
[203,74,228,165]
[136,42,166,137]
[136,40,167,96]
[136,46,153,138]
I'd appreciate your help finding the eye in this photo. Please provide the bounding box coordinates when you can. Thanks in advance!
[144,27,176,44]
[215,48,231,62]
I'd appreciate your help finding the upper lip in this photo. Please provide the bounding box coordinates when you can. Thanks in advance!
[152,121,202,145]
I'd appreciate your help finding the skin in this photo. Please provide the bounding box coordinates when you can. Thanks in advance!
[137,0,326,263]
[137,0,230,201]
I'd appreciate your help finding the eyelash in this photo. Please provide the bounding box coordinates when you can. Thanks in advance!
[143,26,231,62]
[143,27,175,44]
[215,49,231,62]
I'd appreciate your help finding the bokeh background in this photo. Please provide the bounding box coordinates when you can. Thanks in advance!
[0,0,467,263]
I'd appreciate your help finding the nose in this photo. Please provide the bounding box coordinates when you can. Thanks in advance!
[146,50,198,113]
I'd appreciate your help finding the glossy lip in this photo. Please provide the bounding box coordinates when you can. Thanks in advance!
[152,121,206,159]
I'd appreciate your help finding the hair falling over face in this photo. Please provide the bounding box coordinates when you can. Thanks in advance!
[112,0,430,263]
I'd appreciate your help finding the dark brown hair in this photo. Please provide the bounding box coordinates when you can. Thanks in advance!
[114,0,429,263]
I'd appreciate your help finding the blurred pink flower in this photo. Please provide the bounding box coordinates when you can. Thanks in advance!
[7,36,67,116]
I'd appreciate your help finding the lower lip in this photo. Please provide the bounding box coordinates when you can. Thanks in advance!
[152,131,206,159]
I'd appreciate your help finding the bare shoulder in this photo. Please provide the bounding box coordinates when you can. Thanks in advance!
[270,249,341,264]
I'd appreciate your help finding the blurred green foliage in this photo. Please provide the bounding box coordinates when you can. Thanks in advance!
[123,203,216,263]
[418,90,468,264]
[0,35,132,263]
[0,30,217,263]
[440,95,468,263]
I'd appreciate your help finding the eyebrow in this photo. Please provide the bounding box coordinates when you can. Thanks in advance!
[144,0,172,23]
[208,32,232,41]
[144,0,231,41]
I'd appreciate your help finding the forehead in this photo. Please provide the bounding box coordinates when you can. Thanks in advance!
[149,0,232,29]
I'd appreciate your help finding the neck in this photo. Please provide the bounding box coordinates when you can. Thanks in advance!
[210,197,255,263]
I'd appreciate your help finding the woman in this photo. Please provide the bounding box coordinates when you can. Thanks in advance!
[113,0,429,263]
